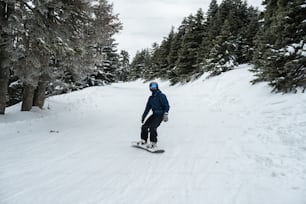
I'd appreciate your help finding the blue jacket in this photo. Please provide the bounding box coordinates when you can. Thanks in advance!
[142,90,170,119]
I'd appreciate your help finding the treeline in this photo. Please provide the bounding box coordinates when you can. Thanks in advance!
[1,0,305,115]
[129,0,306,92]
[0,0,129,114]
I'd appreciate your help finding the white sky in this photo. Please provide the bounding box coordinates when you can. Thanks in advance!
[111,0,264,58]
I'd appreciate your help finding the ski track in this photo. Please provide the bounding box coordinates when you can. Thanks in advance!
[1,66,306,204]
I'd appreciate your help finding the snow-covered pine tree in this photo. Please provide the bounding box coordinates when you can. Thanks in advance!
[117,50,130,82]
[96,44,119,84]
[230,1,259,64]
[175,9,206,82]
[205,19,238,76]
[167,19,188,84]
[253,0,306,92]
[143,42,159,80]
[81,0,122,85]
[204,0,256,76]
[129,49,152,80]
[239,6,260,63]
[16,0,94,111]
[199,0,219,62]
[1,0,121,113]
[151,27,175,79]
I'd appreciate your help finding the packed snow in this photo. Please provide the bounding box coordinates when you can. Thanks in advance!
[1,65,306,204]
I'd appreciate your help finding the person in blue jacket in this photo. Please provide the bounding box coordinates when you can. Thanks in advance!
[138,82,170,148]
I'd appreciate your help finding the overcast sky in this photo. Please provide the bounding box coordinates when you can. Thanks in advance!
[110,0,264,58]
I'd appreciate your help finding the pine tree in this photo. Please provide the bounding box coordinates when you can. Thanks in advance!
[239,6,260,63]
[253,0,306,92]
[151,27,175,79]
[200,0,219,60]
[129,49,152,80]
[17,0,93,111]
[175,9,206,82]
[229,1,258,64]
[82,0,122,81]
[117,50,130,81]
[167,19,188,83]
[205,19,238,75]
[1,0,122,113]
[203,1,238,75]
[94,44,120,85]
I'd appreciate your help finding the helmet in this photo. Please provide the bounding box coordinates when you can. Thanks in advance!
[149,82,158,91]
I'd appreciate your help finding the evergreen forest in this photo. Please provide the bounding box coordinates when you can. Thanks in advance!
[130,0,306,92]
[0,0,305,115]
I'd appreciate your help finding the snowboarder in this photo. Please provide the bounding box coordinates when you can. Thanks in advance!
[138,82,170,149]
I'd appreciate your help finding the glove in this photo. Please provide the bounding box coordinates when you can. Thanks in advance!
[163,112,168,122]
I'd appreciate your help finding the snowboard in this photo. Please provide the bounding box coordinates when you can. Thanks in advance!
[131,141,165,153]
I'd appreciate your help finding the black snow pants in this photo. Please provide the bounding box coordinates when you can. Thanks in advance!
[141,114,163,143]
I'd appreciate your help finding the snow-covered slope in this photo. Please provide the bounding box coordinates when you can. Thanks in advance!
[1,65,306,204]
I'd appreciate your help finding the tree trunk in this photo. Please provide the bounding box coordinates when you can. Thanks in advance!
[33,81,48,109]
[0,53,9,114]
[0,2,15,114]
[0,71,9,114]
[0,38,9,114]
[21,84,35,111]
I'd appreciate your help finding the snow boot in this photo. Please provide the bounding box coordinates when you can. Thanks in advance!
[147,142,157,149]
[137,139,147,146]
